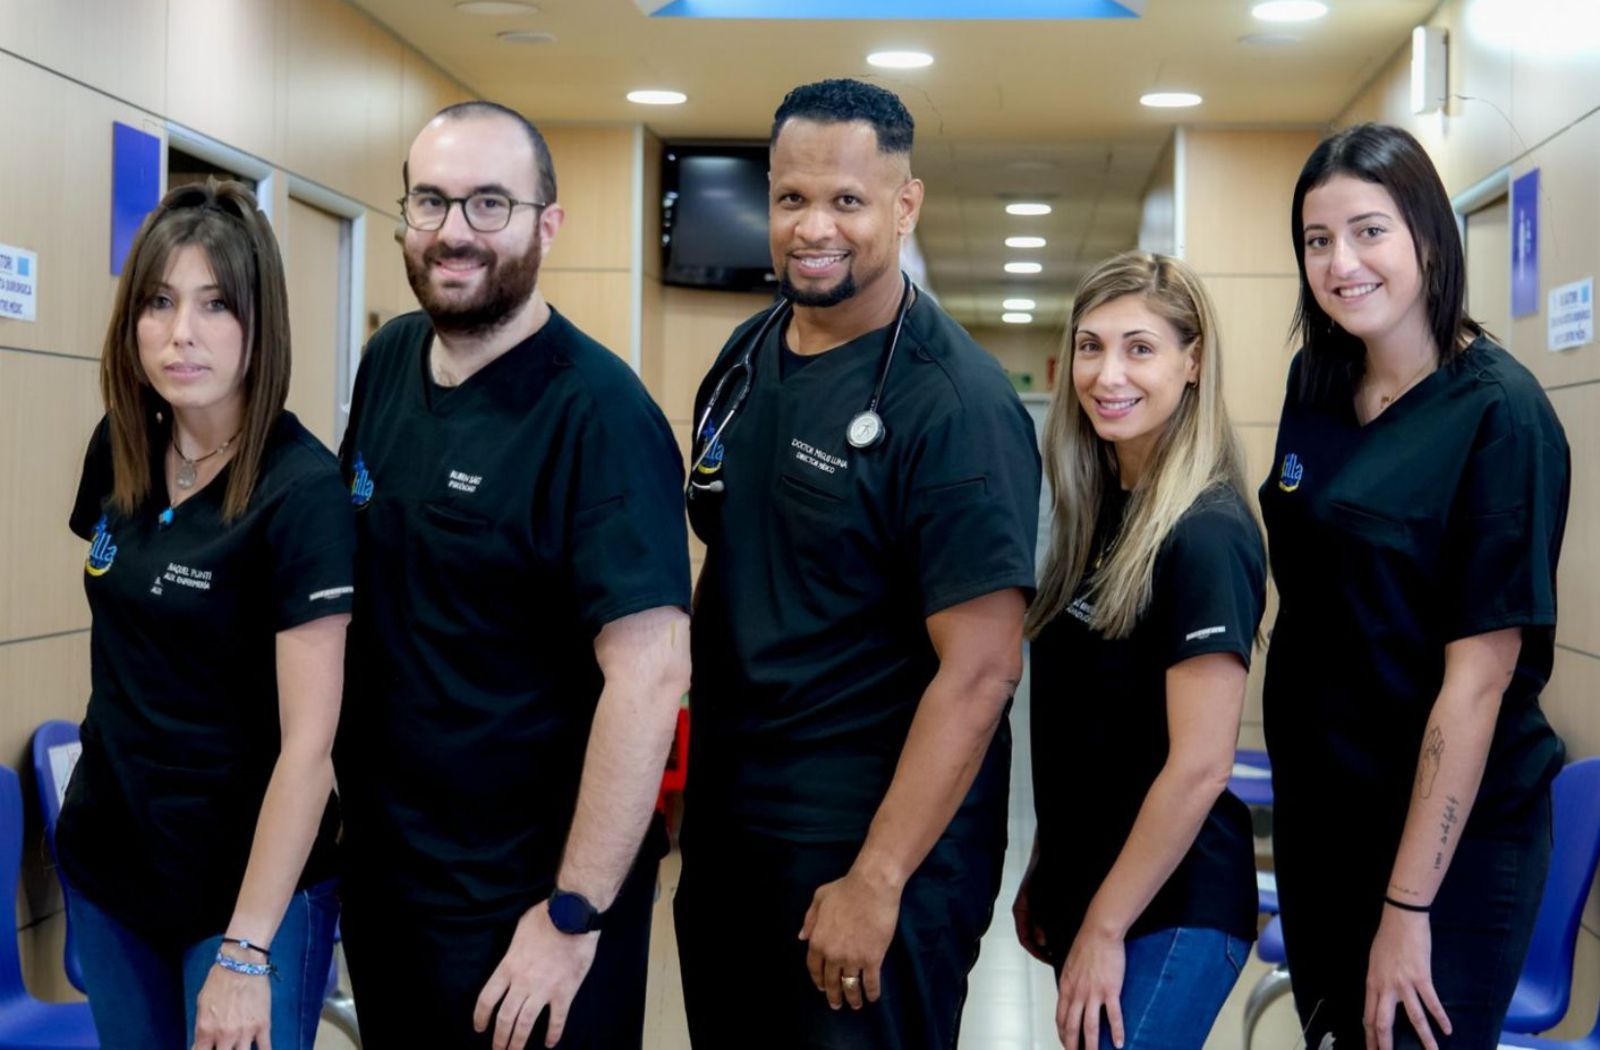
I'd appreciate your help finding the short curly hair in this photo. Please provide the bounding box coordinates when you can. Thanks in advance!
[770,79,914,156]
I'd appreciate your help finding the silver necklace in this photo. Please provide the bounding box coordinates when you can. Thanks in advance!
[173,431,239,490]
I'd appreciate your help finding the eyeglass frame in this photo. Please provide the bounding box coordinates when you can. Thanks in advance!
[397,190,550,233]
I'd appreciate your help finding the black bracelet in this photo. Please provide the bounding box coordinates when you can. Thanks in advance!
[221,936,271,959]
[1383,895,1432,913]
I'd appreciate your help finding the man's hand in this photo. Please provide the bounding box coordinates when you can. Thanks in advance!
[473,900,599,1049]
[799,868,902,1011]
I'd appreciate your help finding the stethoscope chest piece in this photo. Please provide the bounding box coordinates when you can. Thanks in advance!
[847,410,886,449]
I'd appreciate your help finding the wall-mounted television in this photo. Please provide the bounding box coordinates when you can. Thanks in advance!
[661,142,777,292]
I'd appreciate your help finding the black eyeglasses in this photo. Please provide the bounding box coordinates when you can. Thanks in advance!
[398,191,548,233]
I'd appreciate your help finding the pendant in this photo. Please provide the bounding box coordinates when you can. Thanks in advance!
[176,459,198,489]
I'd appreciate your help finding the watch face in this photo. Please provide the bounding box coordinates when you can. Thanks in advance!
[548,890,599,934]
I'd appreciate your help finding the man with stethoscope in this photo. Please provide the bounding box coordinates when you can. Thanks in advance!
[674,78,1042,1049]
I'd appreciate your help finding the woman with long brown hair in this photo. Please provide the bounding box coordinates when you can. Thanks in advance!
[61,179,352,1050]
[1015,251,1265,1049]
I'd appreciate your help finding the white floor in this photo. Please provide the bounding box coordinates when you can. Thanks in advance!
[316,655,1309,1048]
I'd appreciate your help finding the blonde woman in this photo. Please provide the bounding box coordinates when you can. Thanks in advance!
[1013,252,1265,1050]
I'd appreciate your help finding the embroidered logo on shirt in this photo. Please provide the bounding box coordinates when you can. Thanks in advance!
[447,470,482,494]
[1066,596,1095,624]
[789,438,848,476]
[160,562,212,592]
[696,419,725,477]
[1278,452,1304,492]
[309,586,354,602]
[1185,625,1227,641]
[350,452,375,508]
[85,515,118,576]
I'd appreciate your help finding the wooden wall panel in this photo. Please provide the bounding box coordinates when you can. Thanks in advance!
[1207,275,1298,427]
[640,277,665,400]
[283,0,385,205]
[0,633,90,780]
[642,132,664,282]
[285,199,343,446]
[967,324,1059,393]
[1551,386,1599,659]
[1180,129,1319,276]
[17,910,77,1003]
[363,208,413,338]
[540,271,634,361]
[165,0,282,162]
[399,48,474,155]
[0,56,157,360]
[541,128,637,274]
[0,354,103,642]
[0,0,166,114]
[659,287,771,424]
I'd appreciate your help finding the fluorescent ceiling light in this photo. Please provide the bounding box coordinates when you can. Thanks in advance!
[867,51,934,69]
[1005,262,1043,274]
[1005,236,1047,248]
[1002,298,1036,310]
[1251,1,1328,22]
[458,1,539,13]
[627,90,688,105]
[1002,312,1034,324]
[1005,202,1052,216]
[1140,91,1203,108]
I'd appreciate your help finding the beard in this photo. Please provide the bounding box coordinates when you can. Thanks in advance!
[405,235,543,337]
[779,264,858,308]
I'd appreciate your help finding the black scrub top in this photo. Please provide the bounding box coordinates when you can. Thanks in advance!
[1260,338,1569,856]
[61,412,351,945]
[686,291,1042,844]
[336,308,690,918]
[1030,484,1265,947]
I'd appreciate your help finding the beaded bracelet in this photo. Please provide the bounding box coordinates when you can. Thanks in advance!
[215,952,278,979]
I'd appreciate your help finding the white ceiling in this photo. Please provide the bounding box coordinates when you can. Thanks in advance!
[350,0,1438,327]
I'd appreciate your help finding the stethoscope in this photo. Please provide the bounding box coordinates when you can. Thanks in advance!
[687,273,913,498]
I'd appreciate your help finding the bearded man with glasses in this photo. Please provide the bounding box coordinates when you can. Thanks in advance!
[335,100,691,1050]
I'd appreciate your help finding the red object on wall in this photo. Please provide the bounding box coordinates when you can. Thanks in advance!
[656,704,691,830]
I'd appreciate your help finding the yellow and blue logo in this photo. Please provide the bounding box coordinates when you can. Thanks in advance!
[350,452,375,508]
[85,515,118,576]
[695,420,725,476]
[1278,452,1304,493]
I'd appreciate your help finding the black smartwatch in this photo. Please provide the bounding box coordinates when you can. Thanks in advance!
[547,889,606,934]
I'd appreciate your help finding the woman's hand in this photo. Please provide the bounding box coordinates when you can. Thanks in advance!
[1013,841,1050,963]
[1056,925,1126,1050]
[193,959,272,1050]
[1363,906,1452,1050]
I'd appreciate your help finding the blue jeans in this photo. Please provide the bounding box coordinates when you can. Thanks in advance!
[65,880,338,1050]
[1058,926,1250,1050]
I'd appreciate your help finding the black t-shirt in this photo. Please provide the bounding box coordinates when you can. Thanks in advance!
[686,291,1041,844]
[61,412,351,945]
[1029,485,1265,946]
[1260,338,1568,861]
[336,308,690,917]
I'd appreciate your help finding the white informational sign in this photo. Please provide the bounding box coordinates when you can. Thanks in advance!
[47,741,81,810]
[1548,276,1594,352]
[0,242,37,322]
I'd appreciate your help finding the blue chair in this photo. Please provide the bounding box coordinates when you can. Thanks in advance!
[28,723,84,996]
[1503,757,1600,1034]
[0,763,97,1048]
[1229,748,1274,809]
[1500,1000,1600,1050]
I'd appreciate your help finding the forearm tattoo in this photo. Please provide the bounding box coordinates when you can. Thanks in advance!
[1434,795,1460,871]
[1417,726,1444,799]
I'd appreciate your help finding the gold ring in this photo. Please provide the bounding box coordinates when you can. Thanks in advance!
[840,975,860,990]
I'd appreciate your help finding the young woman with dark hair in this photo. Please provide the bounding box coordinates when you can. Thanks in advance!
[1262,123,1571,1049]
[61,178,352,1050]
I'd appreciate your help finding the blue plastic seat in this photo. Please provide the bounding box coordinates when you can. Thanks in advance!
[1503,757,1600,1034]
[28,723,84,996]
[0,763,97,1048]
[1229,748,1274,809]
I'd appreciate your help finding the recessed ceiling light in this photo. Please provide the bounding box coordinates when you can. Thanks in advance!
[1002,312,1034,324]
[497,30,555,43]
[1005,262,1043,275]
[1005,202,1052,216]
[1251,1,1328,22]
[1005,236,1047,249]
[627,90,688,105]
[458,0,539,13]
[1140,92,1203,108]
[867,51,933,69]
[1002,298,1036,311]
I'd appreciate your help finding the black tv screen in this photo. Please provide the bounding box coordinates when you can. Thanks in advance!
[661,143,777,291]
